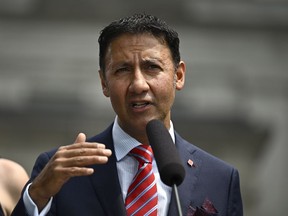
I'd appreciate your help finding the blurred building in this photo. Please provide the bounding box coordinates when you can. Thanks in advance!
[0,0,287,215]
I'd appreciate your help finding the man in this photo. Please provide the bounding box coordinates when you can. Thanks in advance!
[12,14,243,216]
[0,158,29,216]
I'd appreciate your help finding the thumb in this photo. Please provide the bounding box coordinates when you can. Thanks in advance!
[74,133,86,144]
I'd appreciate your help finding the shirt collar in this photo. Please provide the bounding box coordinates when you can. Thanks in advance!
[112,116,175,162]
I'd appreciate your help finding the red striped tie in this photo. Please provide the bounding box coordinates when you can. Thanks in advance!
[125,145,158,216]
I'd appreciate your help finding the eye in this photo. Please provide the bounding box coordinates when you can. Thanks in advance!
[115,67,130,73]
[142,61,161,71]
[147,65,162,74]
[149,64,159,69]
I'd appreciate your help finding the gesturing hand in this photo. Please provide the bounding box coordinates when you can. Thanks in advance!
[28,133,112,211]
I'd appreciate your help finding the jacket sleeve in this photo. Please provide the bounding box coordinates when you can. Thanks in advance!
[11,150,57,216]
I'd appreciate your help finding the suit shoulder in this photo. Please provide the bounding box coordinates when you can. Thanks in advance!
[176,133,237,172]
[86,124,113,144]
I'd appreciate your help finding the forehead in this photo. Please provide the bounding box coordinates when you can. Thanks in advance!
[105,33,171,59]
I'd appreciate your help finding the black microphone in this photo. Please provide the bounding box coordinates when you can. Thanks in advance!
[146,119,185,216]
[146,119,185,186]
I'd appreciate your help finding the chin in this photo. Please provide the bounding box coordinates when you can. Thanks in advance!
[128,118,150,130]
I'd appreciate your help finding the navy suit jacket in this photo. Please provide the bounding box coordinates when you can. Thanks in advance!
[12,124,243,216]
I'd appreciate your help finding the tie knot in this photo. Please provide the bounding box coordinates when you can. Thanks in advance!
[130,145,153,164]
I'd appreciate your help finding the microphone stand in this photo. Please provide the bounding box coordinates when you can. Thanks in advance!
[173,184,183,216]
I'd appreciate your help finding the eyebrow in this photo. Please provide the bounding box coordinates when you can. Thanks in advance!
[141,57,164,65]
[114,57,164,67]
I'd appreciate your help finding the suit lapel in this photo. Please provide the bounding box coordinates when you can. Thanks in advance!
[87,125,127,216]
[168,133,202,216]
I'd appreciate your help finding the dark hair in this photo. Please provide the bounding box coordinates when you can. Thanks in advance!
[98,13,181,76]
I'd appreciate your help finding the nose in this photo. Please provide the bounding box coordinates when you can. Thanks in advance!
[128,69,149,94]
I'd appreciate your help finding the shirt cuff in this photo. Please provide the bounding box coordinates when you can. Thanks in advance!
[23,183,53,216]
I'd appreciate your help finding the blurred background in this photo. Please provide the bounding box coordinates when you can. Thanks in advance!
[0,0,287,215]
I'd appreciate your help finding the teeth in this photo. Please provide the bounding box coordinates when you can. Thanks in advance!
[133,102,148,107]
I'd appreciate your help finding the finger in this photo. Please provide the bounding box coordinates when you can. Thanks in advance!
[57,166,95,177]
[74,133,86,144]
[60,142,112,157]
[51,157,108,178]
[64,142,107,150]
[70,155,110,166]
[58,147,112,159]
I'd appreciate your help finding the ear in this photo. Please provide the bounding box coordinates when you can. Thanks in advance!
[175,61,185,90]
[99,70,110,97]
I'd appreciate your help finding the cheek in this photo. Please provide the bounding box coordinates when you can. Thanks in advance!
[107,82,126,104]
[109,93,123,115]
[155,80,176,103]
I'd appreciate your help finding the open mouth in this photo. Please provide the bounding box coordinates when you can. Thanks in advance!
[132,102,150,108]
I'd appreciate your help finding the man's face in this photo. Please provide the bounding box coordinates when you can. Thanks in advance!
[100,33,185,142]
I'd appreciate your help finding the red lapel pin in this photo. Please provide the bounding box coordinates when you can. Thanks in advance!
[187,159,195,167]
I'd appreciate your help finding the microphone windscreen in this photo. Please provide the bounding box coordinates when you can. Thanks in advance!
[146,119,185,186]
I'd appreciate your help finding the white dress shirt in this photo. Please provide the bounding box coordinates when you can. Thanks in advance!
[113,116,173,216]
[23,116,174,216]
